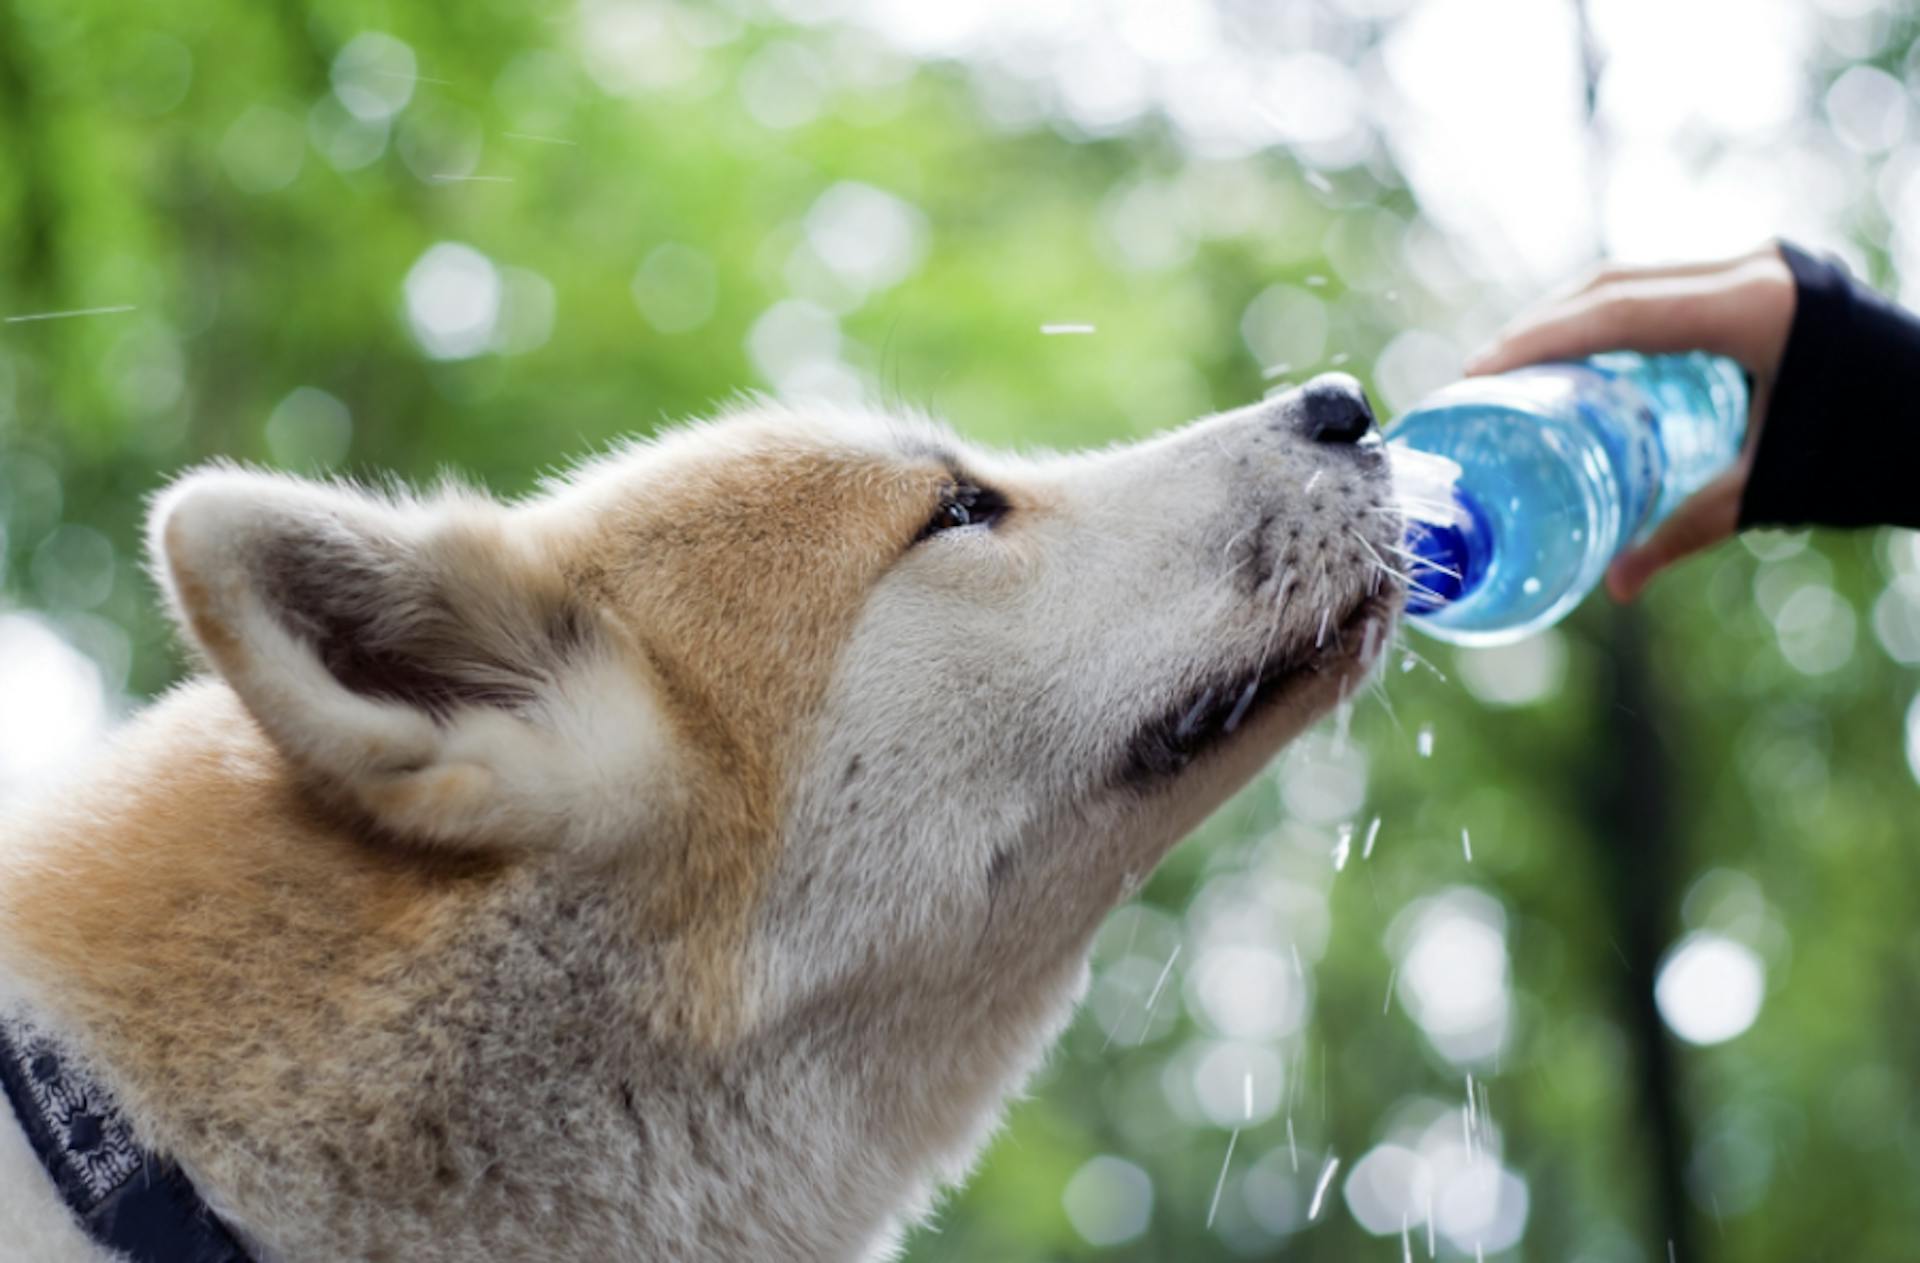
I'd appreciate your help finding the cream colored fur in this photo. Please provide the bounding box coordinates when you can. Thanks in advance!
[0,387,1401,1262]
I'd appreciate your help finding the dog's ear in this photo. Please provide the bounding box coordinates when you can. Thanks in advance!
[148,467,675,852]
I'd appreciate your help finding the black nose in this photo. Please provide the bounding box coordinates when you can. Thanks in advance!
[1296,372,1375,444]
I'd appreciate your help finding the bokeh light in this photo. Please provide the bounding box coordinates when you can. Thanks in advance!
[1454,630,1567,707]
[0,614,108,795]
[265,387,353,470]
[404,242,502,361]
[1392,887,1513,1065]
[1062,1154,1153,1246]
[1656,931,1766,1046]
[802,182,928,301]
[330,32,417,122]
[632,244,720,335]
[219,105,305,195]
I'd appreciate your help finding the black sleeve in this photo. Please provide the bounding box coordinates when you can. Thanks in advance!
[1738,240,1920,530]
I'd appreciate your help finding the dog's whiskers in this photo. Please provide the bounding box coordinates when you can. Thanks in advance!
[1348,528,1405,579]
[1377,537,1460,580]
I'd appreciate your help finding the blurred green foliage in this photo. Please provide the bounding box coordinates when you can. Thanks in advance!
[3,1,1919,1260]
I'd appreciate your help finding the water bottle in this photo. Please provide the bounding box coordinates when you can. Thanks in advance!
[1387,352,1749,646]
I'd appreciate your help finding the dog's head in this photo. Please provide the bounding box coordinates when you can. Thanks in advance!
[150,375,1401,1039]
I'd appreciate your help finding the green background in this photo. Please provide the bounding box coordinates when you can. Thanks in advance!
[3,1,1917,1259]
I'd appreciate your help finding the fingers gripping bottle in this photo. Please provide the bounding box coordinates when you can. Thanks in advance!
[1387,352,1749,646]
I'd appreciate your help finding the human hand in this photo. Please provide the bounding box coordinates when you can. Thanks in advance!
[1463,244,1797,602]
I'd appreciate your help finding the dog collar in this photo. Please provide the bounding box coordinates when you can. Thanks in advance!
[0,1016,254,1263]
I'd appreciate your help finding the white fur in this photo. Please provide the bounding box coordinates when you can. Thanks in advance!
[150,468,679,852]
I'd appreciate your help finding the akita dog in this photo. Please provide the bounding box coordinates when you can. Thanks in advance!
[0,375,1400,1262]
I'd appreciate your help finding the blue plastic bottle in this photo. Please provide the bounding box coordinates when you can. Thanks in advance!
[1388,352,1749,646]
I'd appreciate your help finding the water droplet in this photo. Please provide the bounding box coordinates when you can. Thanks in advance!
[1306,1155,1340,1219]
[1206,1129,1240,1228]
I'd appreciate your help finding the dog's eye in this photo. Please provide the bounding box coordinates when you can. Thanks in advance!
[933,499,974,530]
[916,483,1007,543]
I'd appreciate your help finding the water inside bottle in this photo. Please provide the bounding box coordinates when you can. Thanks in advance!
[1385,383,1623,642]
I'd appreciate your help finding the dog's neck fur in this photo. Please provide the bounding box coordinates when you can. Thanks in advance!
[0,683,1085,1262]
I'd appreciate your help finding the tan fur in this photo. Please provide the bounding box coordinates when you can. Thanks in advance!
[553,421,962,1040]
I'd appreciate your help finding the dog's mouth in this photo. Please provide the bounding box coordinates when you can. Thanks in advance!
[1115,588,1398,788]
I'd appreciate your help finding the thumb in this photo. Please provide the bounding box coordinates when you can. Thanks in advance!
[1604,466,1746,602]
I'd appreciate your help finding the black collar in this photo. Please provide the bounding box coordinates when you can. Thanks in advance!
[0,1016,254,1263]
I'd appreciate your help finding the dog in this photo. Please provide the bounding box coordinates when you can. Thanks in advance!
[0,375,1400,1262]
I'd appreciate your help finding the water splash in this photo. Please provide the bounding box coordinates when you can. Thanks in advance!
[1387,441,1466,523]
[1306,1155,1340,1220]
[1464,1074,1479,1164]
[4,305,135,323]
[1133,943,1181,1042]
[1222,678,1260,735]
[1102,942,1180,1052]
[1332,696,1356,753]
[1205,1129,1240,1228]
